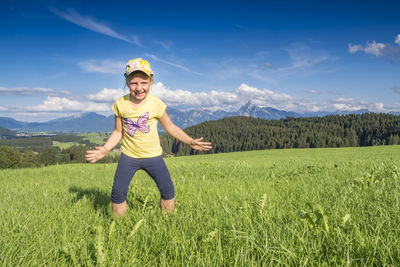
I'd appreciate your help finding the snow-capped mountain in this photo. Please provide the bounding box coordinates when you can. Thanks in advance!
[0,101,381,133]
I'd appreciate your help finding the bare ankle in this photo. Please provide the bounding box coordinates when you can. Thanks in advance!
[112,201,127,217]
[160,197,175,213]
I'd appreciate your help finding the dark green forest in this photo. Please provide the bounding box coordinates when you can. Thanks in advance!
[0,135,94,152]
[160,113,400,156]
[0,134,117,169]
[1,113,399,168]
[0,145,120,169]
[0,126,16,138]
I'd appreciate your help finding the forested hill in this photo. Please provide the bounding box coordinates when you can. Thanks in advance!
[0,126,15,138]
[160,113,400,156]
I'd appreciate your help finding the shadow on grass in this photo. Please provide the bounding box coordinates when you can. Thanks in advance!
[69,186,111,215]
[124,196,157,211]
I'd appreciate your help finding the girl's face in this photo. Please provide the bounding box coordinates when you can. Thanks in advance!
[127,73,152,102]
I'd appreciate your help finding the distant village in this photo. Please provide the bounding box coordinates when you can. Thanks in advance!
[15,132,57,138]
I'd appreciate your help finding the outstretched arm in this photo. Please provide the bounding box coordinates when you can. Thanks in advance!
[85,116,123,163]
[159,111,212,151]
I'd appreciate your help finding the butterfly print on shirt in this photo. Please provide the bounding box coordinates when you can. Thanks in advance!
[123,112,150,137]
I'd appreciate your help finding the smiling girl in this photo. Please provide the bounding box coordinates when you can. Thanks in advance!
[85,58,211,216]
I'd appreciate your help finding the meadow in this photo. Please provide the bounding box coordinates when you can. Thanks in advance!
[80,133,109,146]
[0,146,399,266]
[51,133,109,149]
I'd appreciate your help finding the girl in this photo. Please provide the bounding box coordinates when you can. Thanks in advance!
[85,58,212,216]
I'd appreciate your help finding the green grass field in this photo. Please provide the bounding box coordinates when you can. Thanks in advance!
[80,133,109,146]
[52,141,79,149]
[0,146,399,266]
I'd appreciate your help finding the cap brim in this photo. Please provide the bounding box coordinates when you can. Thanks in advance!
[124,70,153,78]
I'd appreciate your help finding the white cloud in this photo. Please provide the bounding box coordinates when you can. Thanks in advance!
[248,72,276,84]
[151,82,234,109]
[283,43,331,70]
[211,44,335,86]
[152,82,292,111]
[12,112,68,118]
[348,34,400,58]
[395,34,400,45]
[333,103,363,111]
[305,89,340,95]
[0,112,68,122]
[154,40,172,50]
[49,8,209,78]
[364,41,386,56]
[87,88,125,102]
[0,86,70,96]
[304,105,321,112]
[49,8,142,46]
[49,9,207,77]
[331,97,389,112]
[349,42,387,56]
[2,82,397,122]
[79,55,203,77]
[256,43,335,80]
[374,102,385,111]
[152,82,396,114]
[145,54,203,76]
[78,60,125,74]
[27,97,110,112]
[236,84,291,102]
[348,44,363,53]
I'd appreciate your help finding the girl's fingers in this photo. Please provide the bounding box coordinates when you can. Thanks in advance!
[192,137,203,143]
[199,142,212,145]
[87,156,99,163]
[85,149,104,163]
[85,154,95,159]
[85,155,95,160]
[86,150,100,155]
[191,138,213,151]
[86,147,105,155]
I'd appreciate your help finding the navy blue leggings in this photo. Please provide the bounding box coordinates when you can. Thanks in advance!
[111,153,175,204]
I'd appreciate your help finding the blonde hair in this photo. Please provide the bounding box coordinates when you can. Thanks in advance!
[124,71,153,90]
[125,71,153,83]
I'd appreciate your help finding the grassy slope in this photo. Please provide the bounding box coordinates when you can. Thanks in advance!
[52,141,79,149]
[0,146,399,266]
[79,132,109,146]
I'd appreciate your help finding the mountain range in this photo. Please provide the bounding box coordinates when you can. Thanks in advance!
[0,101,398,133]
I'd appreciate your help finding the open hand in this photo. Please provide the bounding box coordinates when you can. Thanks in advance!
[85,146,108,163]
[190,137,212,151]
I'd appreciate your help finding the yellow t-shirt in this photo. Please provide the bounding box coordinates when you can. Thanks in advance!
[112,94,166,158]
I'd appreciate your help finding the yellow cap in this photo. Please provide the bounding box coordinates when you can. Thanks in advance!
[124,58,154,78]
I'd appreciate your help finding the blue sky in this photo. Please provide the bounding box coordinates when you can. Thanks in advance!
[1,0,399,122]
